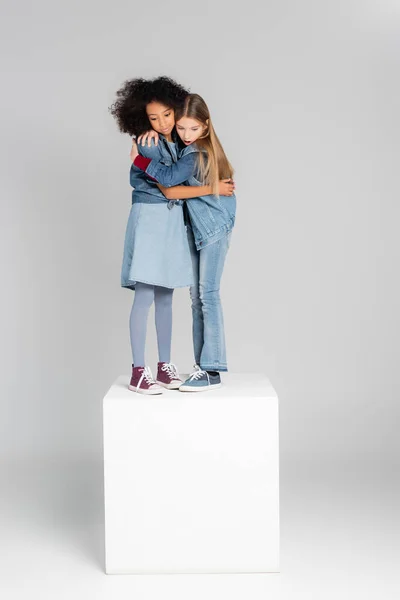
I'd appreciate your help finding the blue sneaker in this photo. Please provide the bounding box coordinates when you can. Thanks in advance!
[179,367,222,392]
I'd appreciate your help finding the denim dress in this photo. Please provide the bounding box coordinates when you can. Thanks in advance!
[121,135,194,290]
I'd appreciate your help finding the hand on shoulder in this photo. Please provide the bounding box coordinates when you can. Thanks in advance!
[137,130,160,147]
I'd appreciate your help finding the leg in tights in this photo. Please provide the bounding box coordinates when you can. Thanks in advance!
[129,282,155,367]
[154,286,174,363]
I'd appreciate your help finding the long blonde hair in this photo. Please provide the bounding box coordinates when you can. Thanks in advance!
[175,94,234,195]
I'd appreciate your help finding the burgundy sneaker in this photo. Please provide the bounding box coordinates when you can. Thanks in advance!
[129,365,163,395]
[156,362,183,390]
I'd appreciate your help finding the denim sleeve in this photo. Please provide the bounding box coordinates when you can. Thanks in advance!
[145,153,198,187]
[137,137,165,160]
[130,163,150,188]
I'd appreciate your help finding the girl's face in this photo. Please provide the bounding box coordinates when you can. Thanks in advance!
[146,102,175,136]
[176,116,207,146]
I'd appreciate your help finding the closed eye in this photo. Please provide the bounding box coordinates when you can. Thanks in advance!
[150,112,171,121]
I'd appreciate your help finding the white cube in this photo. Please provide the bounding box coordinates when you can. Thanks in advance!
[103,373,280,574]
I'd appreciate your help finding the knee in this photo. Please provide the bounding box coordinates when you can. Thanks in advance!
[199,284,220,305]
[155,288,174,310]
[134,285,155,310]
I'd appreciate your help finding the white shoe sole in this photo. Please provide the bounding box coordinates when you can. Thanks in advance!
[179,383,222,392]
[128,385,163,395]
[156,380,183,390]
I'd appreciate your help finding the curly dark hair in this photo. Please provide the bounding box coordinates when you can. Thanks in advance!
[109,76,189,137]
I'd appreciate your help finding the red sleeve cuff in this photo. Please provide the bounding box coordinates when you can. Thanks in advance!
[133,155,152,171]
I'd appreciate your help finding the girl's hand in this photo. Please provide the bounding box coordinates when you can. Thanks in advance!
[138,130,159,147]
[130,138,139,162]
[218,178,235,196]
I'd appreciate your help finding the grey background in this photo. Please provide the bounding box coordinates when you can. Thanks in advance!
[0,1,399,596]
[1,0,399,464]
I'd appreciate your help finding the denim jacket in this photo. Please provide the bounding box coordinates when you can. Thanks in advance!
[130,133,183,209]
[144,140,236,250]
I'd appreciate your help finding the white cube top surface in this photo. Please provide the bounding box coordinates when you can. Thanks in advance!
[106,372,277,400]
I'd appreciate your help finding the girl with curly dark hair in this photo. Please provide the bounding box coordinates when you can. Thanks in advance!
[110,76,188,139]
[130,93,237,393]
[110,77,234,395]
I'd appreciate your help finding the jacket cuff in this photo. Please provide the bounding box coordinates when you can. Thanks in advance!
[133,155,158,182]
[133,155,152,171]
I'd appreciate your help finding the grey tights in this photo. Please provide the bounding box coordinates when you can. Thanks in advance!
[130,282,174,367]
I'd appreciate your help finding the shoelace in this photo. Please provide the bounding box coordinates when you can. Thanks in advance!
[161,362,180,380]
[138,366,157,388]
[189,368,210,383]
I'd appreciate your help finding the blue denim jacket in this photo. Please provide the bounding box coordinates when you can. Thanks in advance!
[130,134,183,209]
[145,141,236,250]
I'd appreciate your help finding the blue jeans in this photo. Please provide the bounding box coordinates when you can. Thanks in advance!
[187,225,231,372]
